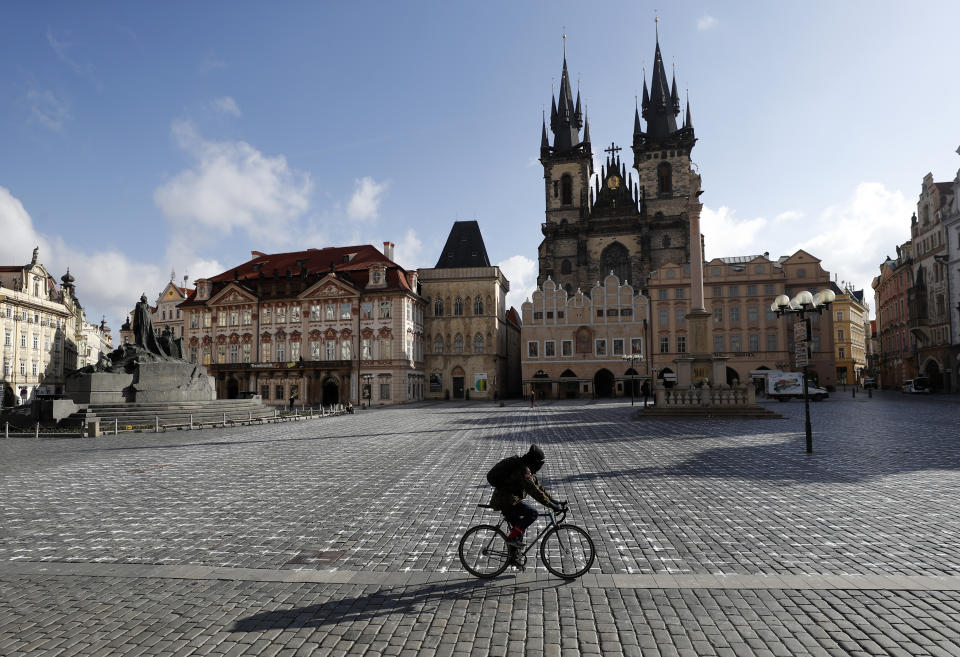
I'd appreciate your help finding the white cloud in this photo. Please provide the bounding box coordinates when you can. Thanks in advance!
[790,182,913,303]
[498,254,538,312]
[347,176,388,221]
[0,185,165,328]
[697,15,718,31]
[46,28,100,88]
[700,205,769,260]
[199,52,226,74]
[154,120,312,244]
[212,96,241,117]
[25,89,70,132]
[774,210,804,224]
[392,228,425,269]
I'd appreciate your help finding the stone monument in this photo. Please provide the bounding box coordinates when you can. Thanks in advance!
[65,294,215,404]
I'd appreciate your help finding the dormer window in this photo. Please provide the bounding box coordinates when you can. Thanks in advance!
[373,271,381,283]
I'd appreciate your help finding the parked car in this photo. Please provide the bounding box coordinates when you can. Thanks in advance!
[862,377,877,389]
[902,377,931,394]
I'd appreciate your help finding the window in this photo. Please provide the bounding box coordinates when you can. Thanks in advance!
[362,338,372,360]
[837,329,844,341]
[434,298,444,316]
[434,336,444,354]
[675,308,686,326]
[657,161,672,194]
[276,385,284,401]
[675,288,685,299]
[658,289,668,300]
[474,297,484,314]
[594,339,607,356]
[242,344,251,363]
[746,285,757,296]
[659,336,669,353]
[560,260,571,275]
[474,333,483,354]
[764,284,775,296]
[311,304,322,320]
[340,303,352,320]
[4,330,10,346]
[276,342,285,361]
[838,346,845,359]
[713,307,723,322]
[765,308,776,321]
[766,333,777,352]
[630,338,643,355]
[230,344,238,363]
[218,313,227,327]
[659,309,669,326]
[341,340,352,360]
[260,385,270,400]
[729,306,741,323]
[612,338,624,356]
[547,311,553,319]
[21,334,26,348]
[361,302,373,320]
[325,304,335,320]
[730,334,742,352]
[728,286,739,296]
[528,341,539,358]
[713,287,722,298]
[676,336,686,354]
[596,309,604,318]
[380,301,391,319]
[207,312,216,327]
[606,309,617,317]
[797,268,807,278]
[561,340,573,357]
[290,341,300,361]
[748,334,759,352]
[19,362,25,376]
[291,306,301,322]
[561,174,573,205]
[712,267,721,277]
[666,269,676,279]
[620,308,632,317]
[747,306,758,322]
[380,383,391,400]
[261,344,270,362]
[545,341,556,357]
[454,297,464,316]
[380,339,391,359]
[836,311,843,321]
[230,310,239,325]
[534,311,544,320]
[453,334,463,353]
[714,335,724,352]
[243,309,252,325]
[325,340,336,360]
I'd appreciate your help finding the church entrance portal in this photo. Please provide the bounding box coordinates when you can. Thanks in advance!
[322,378,340,406]
[593,369,614,398]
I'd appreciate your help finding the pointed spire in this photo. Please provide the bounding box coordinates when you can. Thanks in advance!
[541,111,549,149]
[684,94,693,129]
[634,97,642,135]
[575,89,582,121]
[583,106,591,144]
[641,79,650,116]
[641,28,680,144]
[549,39,582,153]
[670,73,680,114]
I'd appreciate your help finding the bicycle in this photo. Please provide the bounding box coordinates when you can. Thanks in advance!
[458,502,595,579]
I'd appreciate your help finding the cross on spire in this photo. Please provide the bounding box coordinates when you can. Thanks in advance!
[604,142,622,157]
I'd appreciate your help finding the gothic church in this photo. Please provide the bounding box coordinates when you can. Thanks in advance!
[538,34,700,296]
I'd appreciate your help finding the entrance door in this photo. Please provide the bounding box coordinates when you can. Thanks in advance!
[226,378,239,399]
[453,377,465,399]
[322,377,340,405]
[593,369,614,397]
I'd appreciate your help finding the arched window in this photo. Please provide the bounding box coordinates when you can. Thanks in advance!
[474,297,484,315]
[662,235,671,249]
[657,162,672,195]
[561,174,573,206]
[601,242,631,286]
[560,259,571,274]
[454,333,464,353]
[434,298,443,316]
[474,333,483,353]
[433,335,444,354]
[454,297,464,316]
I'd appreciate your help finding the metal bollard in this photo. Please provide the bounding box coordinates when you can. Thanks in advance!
[852,388,856,398]
[223,412,227,426]
[4,422,8,439]
[868,388,873,398]
[114,418,118,435]
[35,423,39,439]
[189,414,193,430]
[155,417,159,433]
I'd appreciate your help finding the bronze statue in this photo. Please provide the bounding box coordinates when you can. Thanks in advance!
[133,294,163,355]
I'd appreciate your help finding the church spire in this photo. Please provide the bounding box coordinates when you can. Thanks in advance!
[634,97,642,135]
[583,106,591,144]
[684,95,693,129]
[548,41,583,153]
[640,28,680,144]
[541,111,549,150]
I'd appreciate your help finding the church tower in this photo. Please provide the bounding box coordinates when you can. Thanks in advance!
[538,46,593,290]
[632,31,699,271]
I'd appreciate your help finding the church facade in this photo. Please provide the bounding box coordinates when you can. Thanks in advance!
[523,34,701,397]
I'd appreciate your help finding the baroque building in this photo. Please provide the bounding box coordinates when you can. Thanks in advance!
[872,241,918,390]
[0,248,77,405]
[178,244,425,407]
[538,35,697,297]
[648,250,838,390]
[830,284,869,386]
[419,221,521,400]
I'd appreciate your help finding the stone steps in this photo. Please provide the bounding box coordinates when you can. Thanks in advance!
[638,406,784,419]
[64,399,320,428]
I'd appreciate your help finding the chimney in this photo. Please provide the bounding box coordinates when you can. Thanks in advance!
[407,270,419,290]
[383,241,395,261]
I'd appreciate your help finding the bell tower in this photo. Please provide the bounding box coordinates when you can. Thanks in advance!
[538,43,593,289]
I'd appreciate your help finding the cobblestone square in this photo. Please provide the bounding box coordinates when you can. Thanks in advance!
[2,392,960,655]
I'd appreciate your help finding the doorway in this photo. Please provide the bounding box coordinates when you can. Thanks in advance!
[593,369,614,397]
[322,377,340,405]
[452,366,465,399]
[226,377,239,399]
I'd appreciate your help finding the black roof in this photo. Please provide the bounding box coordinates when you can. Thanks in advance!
[435,221,491,268]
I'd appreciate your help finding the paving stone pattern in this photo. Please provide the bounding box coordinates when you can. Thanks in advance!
[2,391,960,655]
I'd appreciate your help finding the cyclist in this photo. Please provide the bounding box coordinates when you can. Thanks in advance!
[488,444,565,558]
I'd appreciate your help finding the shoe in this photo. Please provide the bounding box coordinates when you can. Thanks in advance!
[505,537,523,549]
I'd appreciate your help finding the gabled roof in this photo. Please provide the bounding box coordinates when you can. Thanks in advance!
[434,221,491,268]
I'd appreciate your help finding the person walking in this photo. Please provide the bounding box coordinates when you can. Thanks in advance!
[640,380,651,407]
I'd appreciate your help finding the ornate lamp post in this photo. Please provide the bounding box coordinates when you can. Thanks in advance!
[621,353,644,406]
[770,289,836,453]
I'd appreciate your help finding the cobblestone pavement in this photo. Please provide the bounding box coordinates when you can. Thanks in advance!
[2,391,960,655]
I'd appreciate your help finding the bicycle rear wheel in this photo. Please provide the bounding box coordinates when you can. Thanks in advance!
[459,524,511,578]
[539,524,595,579]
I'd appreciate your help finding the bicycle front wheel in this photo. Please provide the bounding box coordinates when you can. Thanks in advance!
[459,525,511,578]
[540,524,595,579]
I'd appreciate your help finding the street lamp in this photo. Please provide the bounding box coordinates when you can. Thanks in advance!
[770,288,836,453]
[621,353,644,406]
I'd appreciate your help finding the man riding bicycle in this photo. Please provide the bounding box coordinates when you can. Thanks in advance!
[487,444,565,558]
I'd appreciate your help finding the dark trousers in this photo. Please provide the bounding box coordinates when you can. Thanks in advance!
[502,501,538,530]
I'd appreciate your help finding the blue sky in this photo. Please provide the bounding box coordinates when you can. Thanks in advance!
[2,1,959,329]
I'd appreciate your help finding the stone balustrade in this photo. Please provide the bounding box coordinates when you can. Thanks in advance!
[654,384,756,408]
